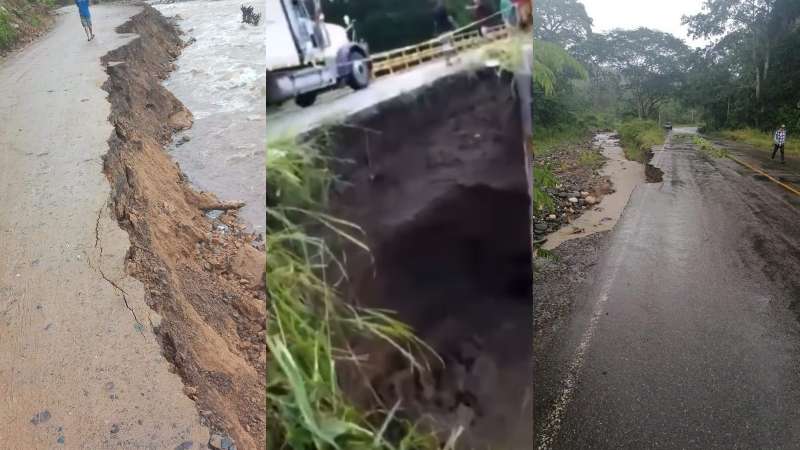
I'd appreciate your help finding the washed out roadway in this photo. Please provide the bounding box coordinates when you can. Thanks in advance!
[0,5,208,448]
[536,128,800,449]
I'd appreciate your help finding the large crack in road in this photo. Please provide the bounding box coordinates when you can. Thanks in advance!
[0,4,210,448]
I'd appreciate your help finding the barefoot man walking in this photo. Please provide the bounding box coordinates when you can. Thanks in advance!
[75,0,94,41]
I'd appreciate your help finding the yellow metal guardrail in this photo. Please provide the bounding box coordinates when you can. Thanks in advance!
[369,24,510,78]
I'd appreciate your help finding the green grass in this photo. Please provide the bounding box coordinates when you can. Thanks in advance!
[0,0,56,51]
[691,136,729,159]
[0,9,16,50]
[266,135,445,450]
[533,165,557,214]
[578,149,603,169]
[618,119,666,163]
[715,128,800,156]
[533,126,589,157]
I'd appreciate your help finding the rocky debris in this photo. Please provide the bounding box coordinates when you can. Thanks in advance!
[30,410,51,425]
[533,134,614,241]
[209,434,237,450]
[533,185,607,239]
[176,134,191,146]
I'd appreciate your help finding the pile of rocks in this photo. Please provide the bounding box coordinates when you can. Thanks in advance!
[533,187,599,240]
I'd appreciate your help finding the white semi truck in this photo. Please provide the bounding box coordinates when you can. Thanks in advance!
[266,0,371,107]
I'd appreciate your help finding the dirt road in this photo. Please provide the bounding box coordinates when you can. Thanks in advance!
[0,5,209,448]
[535,128,800,448]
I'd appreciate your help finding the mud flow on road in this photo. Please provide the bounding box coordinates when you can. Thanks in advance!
[101,6,265,449]
[315,69,533,449]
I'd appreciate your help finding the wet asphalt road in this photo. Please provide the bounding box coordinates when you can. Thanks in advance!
[536,129,800,449]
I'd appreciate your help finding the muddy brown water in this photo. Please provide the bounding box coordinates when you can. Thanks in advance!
[317,69,533,449]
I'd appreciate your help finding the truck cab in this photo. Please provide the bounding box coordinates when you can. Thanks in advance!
[266,0,371,107]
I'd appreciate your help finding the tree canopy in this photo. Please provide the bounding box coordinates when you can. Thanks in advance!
[321,0,497,52]
[533,0,593,48]
[576,28,693,119]
[683,0,800,130]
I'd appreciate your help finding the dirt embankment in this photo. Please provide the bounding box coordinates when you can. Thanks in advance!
[320,70,533,449]
[100,6,265,449]
[0,0,53,55]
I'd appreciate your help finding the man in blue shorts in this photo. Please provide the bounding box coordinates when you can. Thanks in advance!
[75,0,94,41]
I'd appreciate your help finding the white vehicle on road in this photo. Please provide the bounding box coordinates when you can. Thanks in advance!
[266,0,371,107]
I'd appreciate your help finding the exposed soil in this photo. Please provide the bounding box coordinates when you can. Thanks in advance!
[644,149,665,182]
[100,6,265,449]
[321,70,533,449]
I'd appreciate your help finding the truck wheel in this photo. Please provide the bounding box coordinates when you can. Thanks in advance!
[295,92,317,108]
[347,49,370,90]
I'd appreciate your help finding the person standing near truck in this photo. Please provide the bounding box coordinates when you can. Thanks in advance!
[467,0,494,36]
[772,124,787,163]
[75,0,94,41]
[500,0,516,27]
[433,0,459,66]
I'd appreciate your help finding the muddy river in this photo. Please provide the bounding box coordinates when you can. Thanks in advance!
[151,0,266,232]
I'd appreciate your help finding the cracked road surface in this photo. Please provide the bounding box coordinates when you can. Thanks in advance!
[535,128,800,449]
[0,5,209,448]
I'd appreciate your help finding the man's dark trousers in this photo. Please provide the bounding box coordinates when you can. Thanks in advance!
[772,143,785,162]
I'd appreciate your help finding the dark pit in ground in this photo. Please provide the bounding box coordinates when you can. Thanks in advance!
[645,150,664,183]
[317,69,533,449]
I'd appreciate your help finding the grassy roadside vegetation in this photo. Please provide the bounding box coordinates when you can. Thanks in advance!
[266,135,442,450]
[712,128,800,156]
[691,135,728,159]
[618,119,666,163]
[0,0,54,52]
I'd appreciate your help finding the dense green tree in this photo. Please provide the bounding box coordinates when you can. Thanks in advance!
[532,40,588,128]
[321,0,497,52]
[683,0,778,104]
[575,28,693,119]
[533,0,593,47]
[683,0,800,130]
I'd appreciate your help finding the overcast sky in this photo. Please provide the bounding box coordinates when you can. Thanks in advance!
[580,0,709,47]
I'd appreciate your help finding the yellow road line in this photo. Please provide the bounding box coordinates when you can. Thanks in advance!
[727,155,800,197]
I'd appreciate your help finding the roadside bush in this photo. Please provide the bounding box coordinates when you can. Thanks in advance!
[266,136,441,449]
[0,9,16,50]
[533,165,557,213]
[618,119,665,163]
[578,149,603,169]
[716,128,800,156]
[691,136,728,158]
